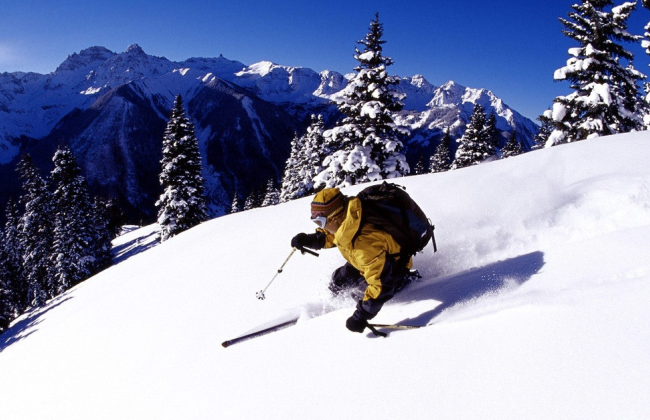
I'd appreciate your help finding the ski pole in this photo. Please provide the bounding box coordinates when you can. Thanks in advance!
[368,323,423,331]
[256,247,318,300]
[367,324,387,337]
[367,322,424,337]
[256,248,296,300]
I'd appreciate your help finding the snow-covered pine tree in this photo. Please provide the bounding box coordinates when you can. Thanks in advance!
[156,94,208,242]
[413,155,426,175]
[315,13,409,188]
[242,194,255,211]
[243,187,263,211]
[429,128,453,173]
[17,155,52,307]
[261,179,280,207]
[501,130,523,158]
[534,111,555,149]
[0,238,13,332]
[452,104,497,169]
[279,132,303,203]
[640,0,650,126]
[547,0,645,145]
[91,197,114,273]
[302,115,328,189]
[1,197,24,313]
[280,115,328,202]
[230,193,241,214]
[103,199,126,239]
[484,112,501,151]
[50,146,96,294]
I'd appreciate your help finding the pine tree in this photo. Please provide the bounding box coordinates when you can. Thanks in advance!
[1,198,24,313]
[243,193,256,211]
[280,116,328,202]
[230,193,241,214]
[1,200,23,331]
[261,179,280,207]
[429,128,453,173]
[50,147,96,294]
[534,111,555,149]
[413,155,426,175]
[0,236,13,332]
[315,13,409,188]
[103,199,126,239]
[501,130,523,158]
[547,0,645,145]
[156,94,208,242]
[640,0,650,126]
[17,155,52,308]
[303,115,328,188]
[484,112,501,150]
[91,197,114,273]
[243,186,263,211]
[279,132,303,203]
[452,104,497,169]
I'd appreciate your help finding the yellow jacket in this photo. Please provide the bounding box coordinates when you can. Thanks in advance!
[320,197,412,302]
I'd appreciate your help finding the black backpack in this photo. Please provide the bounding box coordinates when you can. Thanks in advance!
[354,182,437,258]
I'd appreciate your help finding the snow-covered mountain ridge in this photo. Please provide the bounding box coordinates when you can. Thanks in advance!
[1,132,648,419]
[0,45,538,223]
[1,44,537,157]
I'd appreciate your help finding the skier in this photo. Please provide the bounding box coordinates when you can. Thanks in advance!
[291,188,419,334]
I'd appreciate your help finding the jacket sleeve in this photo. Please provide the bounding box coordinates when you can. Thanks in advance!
[351,227,414,317]
[352,230,397,317]
[318,228,338,249]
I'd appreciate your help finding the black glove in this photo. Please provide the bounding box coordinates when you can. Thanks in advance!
[345,303,373,333]
[291,232,325,250]
[346,314,367,333]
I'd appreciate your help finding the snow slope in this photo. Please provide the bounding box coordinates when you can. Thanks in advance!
[1,133,650,419]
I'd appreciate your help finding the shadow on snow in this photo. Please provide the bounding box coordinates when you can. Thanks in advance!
[0,295,73,353]
[393,250,545,328]
[112,229,159,265]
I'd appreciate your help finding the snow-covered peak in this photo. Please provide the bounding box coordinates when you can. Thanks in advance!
[179,55,246,80]
[406,74,434,90]
[391,79,537,144]
[125,43,146,55]
[91,45,175,87]
[54,46,116,74]
[235,61,319,84]
[236,60,280,78]
[233,61,327,104]
[428,80,468,107]
[314,70,348,97]
[429,81,502,113]
[396,75,437,111]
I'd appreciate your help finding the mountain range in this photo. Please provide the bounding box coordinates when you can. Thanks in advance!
[0,44,539,223]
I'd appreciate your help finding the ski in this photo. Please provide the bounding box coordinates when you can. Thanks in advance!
[222,318,299,348]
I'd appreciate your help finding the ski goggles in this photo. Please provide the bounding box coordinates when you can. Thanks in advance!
[311,215,328,229]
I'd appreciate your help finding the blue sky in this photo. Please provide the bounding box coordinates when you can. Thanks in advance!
[1,0,650,121]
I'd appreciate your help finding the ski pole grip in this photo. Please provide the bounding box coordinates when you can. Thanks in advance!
[299,247,319,257]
